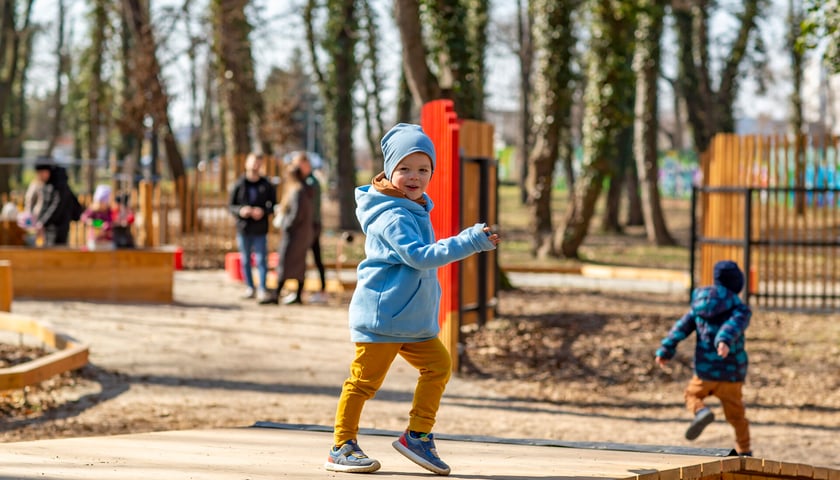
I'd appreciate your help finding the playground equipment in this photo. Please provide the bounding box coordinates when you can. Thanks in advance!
[421,99,498,371]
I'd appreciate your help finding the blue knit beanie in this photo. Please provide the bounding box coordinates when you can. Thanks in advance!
[381,123,436,180]
[713,260,745,294]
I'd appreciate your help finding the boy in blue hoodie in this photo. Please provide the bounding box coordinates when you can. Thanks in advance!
[324,124,500,475]
[655,260,752,456]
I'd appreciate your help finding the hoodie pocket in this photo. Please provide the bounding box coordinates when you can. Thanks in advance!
[376,278,438,337]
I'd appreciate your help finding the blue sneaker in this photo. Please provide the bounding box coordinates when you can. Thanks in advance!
[324,439,381,473]
[392,431,450,476]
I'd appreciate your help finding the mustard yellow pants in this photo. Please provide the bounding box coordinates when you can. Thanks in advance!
[684,375,751,453]
[332,338,452,446]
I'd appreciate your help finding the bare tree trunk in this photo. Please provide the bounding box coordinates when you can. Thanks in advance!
[674,0,761,152]
[122,0,187,206]
[0,0,34,195]
[86,0,106,195]
[394,0,442,106]
[361,0,386,174]
[516,0,533,204]
[46,0,66,158]
[305,0,360,230]
[602,126,633,233]
[634,0,674,245]
[788,0,804,136]
[212,0,260,159]
[527,0,578,258]
[625,164,644,226]
[560,0,636,257]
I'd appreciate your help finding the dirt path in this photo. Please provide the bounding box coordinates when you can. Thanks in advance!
[4,270,839,470]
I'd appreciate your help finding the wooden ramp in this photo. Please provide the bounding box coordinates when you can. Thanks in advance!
[0,423,835,480]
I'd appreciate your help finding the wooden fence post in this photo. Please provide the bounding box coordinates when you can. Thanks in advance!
[138,181,154,247]
[0,260,12,312]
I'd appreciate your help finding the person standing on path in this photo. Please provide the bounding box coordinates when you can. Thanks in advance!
[655,260,752,457]
[292,153,327,303]
[229,153,276,302]
[324,123,501,475]
[34,159,80,247]
[261,153,314,305]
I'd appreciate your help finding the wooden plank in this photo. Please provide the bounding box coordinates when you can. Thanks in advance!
[0,247,174,303]
[814,467,830,480]
[761,459,783,476]
[0,312,90,390]
[0,260,11,312]
[779,461,799,477]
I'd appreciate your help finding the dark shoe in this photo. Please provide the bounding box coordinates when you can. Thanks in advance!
[282,293,302,305]
[258,292,278,305]
[728,449,752,457]
[685,407,715,440]
[392,430,450,475]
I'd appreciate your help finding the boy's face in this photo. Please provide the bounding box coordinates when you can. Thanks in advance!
[390,152,433,201]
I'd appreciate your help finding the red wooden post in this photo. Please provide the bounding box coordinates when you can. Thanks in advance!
[421,100,462,370]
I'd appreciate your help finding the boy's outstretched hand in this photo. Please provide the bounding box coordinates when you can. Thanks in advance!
[717,342,730,358]
[483,226,501,246]
[654,356,668,368]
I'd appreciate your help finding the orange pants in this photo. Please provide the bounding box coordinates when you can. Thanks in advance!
[684,375,750,453]
[333,338,451,446]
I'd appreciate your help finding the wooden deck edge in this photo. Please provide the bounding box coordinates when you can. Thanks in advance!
[0,312,90,391]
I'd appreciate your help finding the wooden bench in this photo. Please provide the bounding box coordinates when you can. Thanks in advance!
[0,247,175,303]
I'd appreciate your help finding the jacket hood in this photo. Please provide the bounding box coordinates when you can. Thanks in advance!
[690,284,740,321]
[354,184,433,234]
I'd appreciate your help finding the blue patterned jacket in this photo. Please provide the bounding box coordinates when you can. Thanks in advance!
[656,285,751,382]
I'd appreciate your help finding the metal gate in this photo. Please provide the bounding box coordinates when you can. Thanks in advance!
[691,185,840,310]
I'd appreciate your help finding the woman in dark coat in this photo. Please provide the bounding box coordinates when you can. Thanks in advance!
[261,157,314,305]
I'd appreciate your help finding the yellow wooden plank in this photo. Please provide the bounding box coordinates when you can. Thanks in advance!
[0,312,90,391]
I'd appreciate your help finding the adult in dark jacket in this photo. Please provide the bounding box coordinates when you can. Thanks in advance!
[229,153,276,301]
[261,161,314,305]
[34,161,77,246]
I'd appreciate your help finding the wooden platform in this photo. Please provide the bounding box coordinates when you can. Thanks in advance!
[0,424,836,480]
[0,246,175,303]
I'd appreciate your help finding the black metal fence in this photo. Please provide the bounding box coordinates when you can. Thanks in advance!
[691,185,840,310]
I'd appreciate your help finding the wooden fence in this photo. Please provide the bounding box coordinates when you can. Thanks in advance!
[693,133,840,309]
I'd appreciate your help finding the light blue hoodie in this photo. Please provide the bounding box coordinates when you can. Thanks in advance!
[348,185,497,343]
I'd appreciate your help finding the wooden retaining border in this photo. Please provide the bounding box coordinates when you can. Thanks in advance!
[0,312,89,390]
[0,247,176,303]
[0,260,11,312]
